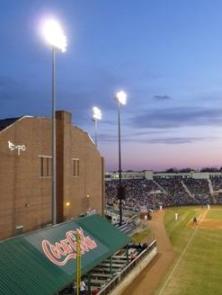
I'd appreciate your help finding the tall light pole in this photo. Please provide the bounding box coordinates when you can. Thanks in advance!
[115,90,127,225]
[92,106,102,147]
[41,18,67,225]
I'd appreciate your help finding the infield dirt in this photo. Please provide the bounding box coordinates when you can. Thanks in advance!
[189,218,222,229]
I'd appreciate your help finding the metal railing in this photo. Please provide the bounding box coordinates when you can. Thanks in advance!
[97,240,157,295]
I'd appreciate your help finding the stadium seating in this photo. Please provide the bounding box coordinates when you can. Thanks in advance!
[105,176,217,211]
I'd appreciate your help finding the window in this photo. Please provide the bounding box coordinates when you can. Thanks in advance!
[72,158,80,176]
[39,156,52,177]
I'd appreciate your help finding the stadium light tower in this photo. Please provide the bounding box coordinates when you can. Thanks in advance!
[115,90,127,226]
[40,18,67,225]
[92,106,102,147]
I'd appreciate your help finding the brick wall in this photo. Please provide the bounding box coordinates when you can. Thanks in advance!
[0,111,104,240]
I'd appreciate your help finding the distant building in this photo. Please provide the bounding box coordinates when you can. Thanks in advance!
[0,110,104,240]
[105,170,222,180]
[105,171,148,180]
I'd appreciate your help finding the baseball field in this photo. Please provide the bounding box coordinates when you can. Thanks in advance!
[122,206,222,295]
[157,206,222,295]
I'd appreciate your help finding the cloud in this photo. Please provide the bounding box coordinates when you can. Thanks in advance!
[99,134,117,142]
[99,129,168,142]
[153,95,172,100]
[99,131,217,145]
[131,107,222,129]
[136,137,214,144]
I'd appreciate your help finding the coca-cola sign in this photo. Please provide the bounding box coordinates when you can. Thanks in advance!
[42,227,97,266]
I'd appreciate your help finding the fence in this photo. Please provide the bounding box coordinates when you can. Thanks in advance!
[98,240,157,295]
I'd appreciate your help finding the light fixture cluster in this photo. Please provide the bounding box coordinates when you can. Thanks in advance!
[92,106,102,121]
[115,90,127,105]
[40,18,67,52]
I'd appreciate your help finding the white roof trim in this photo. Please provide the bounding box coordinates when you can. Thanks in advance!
[0,115,34,134]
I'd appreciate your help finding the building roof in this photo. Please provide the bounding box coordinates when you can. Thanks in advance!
[0,116,34,133]
[0,117,20,131]
[0,214,130,295]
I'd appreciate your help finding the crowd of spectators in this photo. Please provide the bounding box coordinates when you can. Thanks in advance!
[210,176,222,191]
[210,176,222,204]
[105,176,222,211]
[106,179,163,211]
[182,178,212,204]
[153,176,196,206]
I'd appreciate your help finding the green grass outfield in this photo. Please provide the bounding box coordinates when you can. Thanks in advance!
[156,206,222,295]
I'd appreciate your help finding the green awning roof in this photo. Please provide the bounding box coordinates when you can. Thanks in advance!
[0,214,129,295]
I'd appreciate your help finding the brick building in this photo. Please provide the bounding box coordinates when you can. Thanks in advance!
[0,110,104,240]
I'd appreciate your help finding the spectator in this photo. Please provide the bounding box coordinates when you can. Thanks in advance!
[80,280,87,295]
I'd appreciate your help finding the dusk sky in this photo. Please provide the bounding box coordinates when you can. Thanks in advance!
[1,1,222,171]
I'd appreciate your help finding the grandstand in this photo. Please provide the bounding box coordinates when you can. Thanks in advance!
[105,172,222,211]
